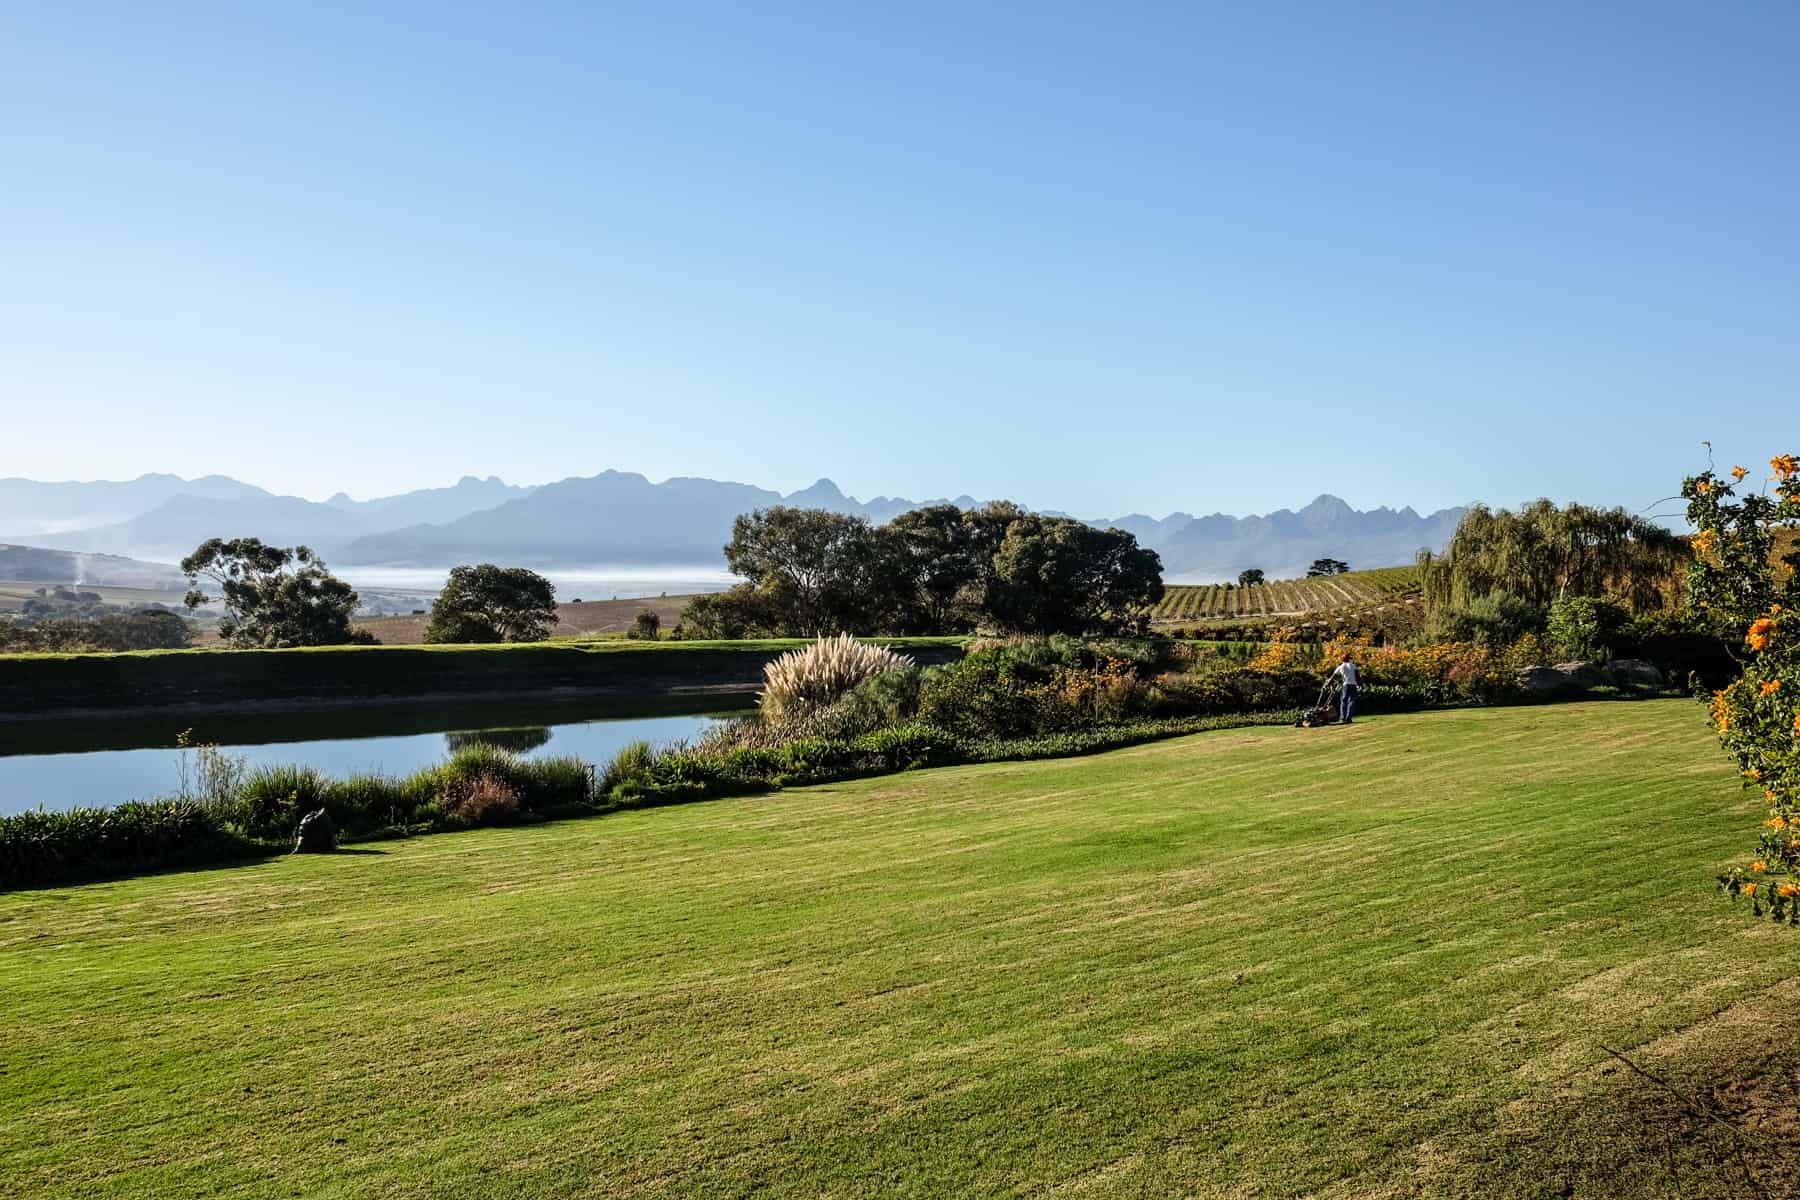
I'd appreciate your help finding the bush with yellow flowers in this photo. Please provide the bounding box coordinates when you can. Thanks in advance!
[1691,451,1800,922]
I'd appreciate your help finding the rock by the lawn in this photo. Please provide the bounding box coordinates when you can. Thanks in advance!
[1551,661,1605,689]
[293,807,339,854]
[1606,658,1664,688]
[1515,666,1574,695]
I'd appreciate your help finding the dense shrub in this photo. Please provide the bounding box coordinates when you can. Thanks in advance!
[830,667,922,730]
[1613,610,1735,689]
[1424,591,1546,648]
[326,772,422,834]
[600,740,656,795]
[437,772,523,828]
[1546,596,1629,662]
[424,746,591,814]
[920,638,1313,738]
[236,764,329,841]
[0,610,196,653]
[918,643,1056,737]
[0,801,256,889]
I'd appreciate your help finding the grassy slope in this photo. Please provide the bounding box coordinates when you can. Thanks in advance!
[3,701,1796,1199]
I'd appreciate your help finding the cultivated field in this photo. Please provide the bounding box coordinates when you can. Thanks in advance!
[4,700,1794,1197]
[1153,564,1421,624]
[352,594,698,645]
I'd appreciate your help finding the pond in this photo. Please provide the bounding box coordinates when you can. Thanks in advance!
[0,696,748,815]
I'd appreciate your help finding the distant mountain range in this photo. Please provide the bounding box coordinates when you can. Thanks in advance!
[0,545,186,591]
[0,471,1466,583]
[2,474,532,565]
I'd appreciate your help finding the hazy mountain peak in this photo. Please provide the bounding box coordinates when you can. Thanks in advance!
[1299,493,1354,517]
[785,478,849,505]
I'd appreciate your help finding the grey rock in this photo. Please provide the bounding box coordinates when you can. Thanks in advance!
[1606,658,1664,688]
[1551,661,1605,689]
[1515,666,1573,695]
[293,807,338,854]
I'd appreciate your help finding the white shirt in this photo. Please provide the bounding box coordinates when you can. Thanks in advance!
[1333,661,1359,687]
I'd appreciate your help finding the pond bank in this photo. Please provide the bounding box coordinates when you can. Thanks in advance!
[0,638,967,722]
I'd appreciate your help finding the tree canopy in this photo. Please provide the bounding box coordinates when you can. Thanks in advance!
[1418,501,1684,614]
[181,538,368,647]
[682,503,1162,638]
[988,515,1164,635]
[1307,558,1350,577]
[423,565,558,643]
[1237,569,1265,587]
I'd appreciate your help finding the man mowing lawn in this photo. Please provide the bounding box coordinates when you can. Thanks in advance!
[1332,653,1359,724]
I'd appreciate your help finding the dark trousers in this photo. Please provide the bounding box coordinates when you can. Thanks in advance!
[1339,683,1358,724]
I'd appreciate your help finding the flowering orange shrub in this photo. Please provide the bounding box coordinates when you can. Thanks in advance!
[1247,640,1312,673]
[1690,451,1800,922]
[1308,636,1537,704]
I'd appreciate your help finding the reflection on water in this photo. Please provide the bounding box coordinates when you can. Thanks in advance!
[444,727,553,755]
[0,698,746,816]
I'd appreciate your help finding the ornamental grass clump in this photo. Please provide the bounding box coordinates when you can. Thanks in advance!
[758,634,915,723]
[437,771,522,828]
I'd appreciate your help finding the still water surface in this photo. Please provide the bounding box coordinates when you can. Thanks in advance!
[0,698,741,815]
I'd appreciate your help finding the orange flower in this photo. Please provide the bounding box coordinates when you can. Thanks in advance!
[1762,680,1782,696]
[1696,480,1714,495]
[1781,883,1800,899]
[1774,454,1799,480]
[1769,789,1780,803]
[1748,618,1776,651]
[1752,860,1768,872]
[1747,767,1764,781]
[1693,530,1719,556]
[1733,465,1749,481]
[1793,710,1800,734]
[1764,817,1788,829]
[1744,882,1758,896]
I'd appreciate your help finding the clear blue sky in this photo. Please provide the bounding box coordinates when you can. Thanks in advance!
[2,2,1792,519]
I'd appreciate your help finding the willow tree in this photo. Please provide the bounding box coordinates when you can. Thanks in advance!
[1418,500,1684,613]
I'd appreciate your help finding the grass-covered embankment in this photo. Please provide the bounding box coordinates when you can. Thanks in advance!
[0,637,967,718]
[4,700,1797,1197]
[0,710,1300,889]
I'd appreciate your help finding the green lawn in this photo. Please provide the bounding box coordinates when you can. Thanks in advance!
[3,701,1796,1198]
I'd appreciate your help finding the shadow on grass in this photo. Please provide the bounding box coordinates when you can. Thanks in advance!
[1425,986,1800,1199]
[0,845,280,896]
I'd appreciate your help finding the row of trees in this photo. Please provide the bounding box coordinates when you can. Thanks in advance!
[1232,559,1347,589]
[682,503,1164,638]
[182,539,560,647]
[173,507,1163,647]
[0,609,195,653]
